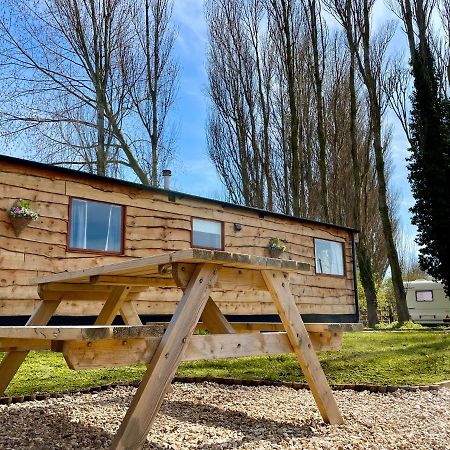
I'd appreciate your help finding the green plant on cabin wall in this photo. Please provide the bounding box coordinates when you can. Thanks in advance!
[268,238,286,252]
[9,199,39,220]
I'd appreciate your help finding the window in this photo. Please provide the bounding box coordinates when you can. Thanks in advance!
[192,218,223,250]
[416,290,433,302]
[315,239,344,276]
[69,198,124,253]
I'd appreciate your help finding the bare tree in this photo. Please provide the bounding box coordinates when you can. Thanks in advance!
[301,0,330,221]
[206,0,272,208]
[385,58,414,146]
[128,0,178,187]
[0,0,177,185]
[325,0,409,322]
[267,0,305,216]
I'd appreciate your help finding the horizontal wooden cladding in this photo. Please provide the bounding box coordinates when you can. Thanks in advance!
[0,183,69,205]
[0,224,66,247]
[1,162,352,241]
[0,162,356,317]
[0,169,66,195]
[0,286,354,308]
[0,216,67,234]
[0,298,356,316]
[0,283,355,305]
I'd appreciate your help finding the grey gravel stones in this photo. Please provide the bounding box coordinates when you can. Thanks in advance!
[0,383,449,449]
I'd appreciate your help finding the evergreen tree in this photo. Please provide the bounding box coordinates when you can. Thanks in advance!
[408,42,450,296]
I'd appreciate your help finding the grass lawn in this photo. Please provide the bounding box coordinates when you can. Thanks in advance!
[2,331,449,396]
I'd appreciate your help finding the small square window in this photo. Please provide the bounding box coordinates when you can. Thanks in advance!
[315,239,345,276]
[69,198,124,253]
[416,290,433,302]
[192,218,223,250]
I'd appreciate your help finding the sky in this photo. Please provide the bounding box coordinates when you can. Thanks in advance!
[170,0,417,242]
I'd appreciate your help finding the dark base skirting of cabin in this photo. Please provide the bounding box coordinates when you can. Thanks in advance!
[0,314,359,326]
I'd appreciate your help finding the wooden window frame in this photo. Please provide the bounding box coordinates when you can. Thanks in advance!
[415,290,434,302]
[313,237,346,278]
[67,197,126,256]
[190,217,225,251]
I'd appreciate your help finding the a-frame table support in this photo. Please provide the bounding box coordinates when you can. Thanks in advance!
[110,263,221,449]
[261,270,343,425]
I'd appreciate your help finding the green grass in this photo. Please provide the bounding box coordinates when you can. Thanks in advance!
[2,331,449,396]
[372,320,448,331]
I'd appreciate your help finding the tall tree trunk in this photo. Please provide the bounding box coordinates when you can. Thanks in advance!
[359,0,409,322]
[270,0,301,216]
[358,242,379,326]
[146,0,159,187]
[307,0,329,221]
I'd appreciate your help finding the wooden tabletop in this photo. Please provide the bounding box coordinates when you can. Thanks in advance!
[34,249,311,285]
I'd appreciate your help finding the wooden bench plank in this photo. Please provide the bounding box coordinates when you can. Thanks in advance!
[153,321,362,334]
[0,326,165,341]
[0,330,342,366]
[230,322,362,333]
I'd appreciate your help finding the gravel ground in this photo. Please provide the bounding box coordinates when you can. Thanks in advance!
[0,383,449,450]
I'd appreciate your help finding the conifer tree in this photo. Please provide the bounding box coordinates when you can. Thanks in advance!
[408,41,450,296]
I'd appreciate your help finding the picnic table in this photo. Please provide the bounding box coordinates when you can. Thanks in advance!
[0,249,361,450]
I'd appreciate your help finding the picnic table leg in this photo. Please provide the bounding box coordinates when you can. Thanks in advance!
[120,302,143,326]
[0,299,60,395]
[94,286,131,325]
[261,270,344,425]
[200,297,235,334]
[109,263,220,450]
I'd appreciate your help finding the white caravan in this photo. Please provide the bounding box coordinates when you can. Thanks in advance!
[405,279,450,325]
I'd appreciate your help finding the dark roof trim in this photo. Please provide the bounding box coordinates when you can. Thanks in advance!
[0,154,358,233]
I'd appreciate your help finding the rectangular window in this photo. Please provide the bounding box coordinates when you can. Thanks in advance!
[192,218,223,250]
[69,198,124,254]
[416,290,433,302]
[315,238,345,276]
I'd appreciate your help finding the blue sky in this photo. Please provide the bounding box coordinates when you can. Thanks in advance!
[168,1,221,198]
[170,1,417,242]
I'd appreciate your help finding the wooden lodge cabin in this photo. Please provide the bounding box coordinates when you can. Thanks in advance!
[0,154,359,325]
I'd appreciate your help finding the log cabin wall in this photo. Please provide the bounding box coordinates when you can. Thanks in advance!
[0,156,358,322]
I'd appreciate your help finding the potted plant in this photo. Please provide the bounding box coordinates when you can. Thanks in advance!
[9,199,39,236]
[268,237,286,258]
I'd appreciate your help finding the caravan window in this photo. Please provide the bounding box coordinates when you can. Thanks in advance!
[314,239,345,276]
[68,198,125,254]
[416,290,433,302]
